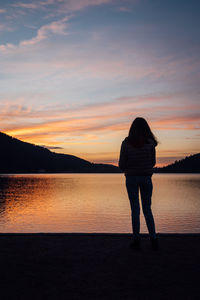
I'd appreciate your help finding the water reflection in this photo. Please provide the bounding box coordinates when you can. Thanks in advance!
[0,174,199,233]
[0,177,8,216]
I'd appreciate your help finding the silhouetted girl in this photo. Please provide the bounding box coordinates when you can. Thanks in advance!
[119,117,158,250]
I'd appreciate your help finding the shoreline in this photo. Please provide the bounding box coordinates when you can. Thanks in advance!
[0,233,199,299]
[0,232,200,236]
[1,172,200,175]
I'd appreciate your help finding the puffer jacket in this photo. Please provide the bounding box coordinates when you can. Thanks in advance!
[118,138,156,176]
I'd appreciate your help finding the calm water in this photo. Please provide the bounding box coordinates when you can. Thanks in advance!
[0,174,199,233]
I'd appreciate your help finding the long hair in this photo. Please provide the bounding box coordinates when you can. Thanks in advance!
[127,117,158,147]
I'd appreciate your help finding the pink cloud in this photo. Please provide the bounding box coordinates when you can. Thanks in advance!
[0,17,69,51]
[118,7,131,12]
[11,0,112,12]
[2,93,200,146]
[1,93,199,123]
[11,0,56,9]
[12,2,40,9]
[0,43,15,52]
[153,114,200,130]
[1,22,199,86]
[60,0,111,12]
[21,17,69,46]
[1,94,199,167]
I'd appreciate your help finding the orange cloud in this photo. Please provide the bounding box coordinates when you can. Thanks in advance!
[2,94,200,140]
[152,114,200,130]
[1,93,200,166]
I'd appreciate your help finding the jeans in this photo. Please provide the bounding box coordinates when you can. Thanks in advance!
[126,175,156,239]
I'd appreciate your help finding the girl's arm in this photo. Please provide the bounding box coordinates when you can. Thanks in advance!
[118,141,127,171]
[152,146,156,167]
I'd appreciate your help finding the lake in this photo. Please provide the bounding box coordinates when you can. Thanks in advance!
[0,174,199,233]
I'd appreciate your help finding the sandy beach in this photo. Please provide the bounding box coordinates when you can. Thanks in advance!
[0,233,199,300]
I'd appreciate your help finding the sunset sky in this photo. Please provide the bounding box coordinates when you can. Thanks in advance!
[0,0,200,166]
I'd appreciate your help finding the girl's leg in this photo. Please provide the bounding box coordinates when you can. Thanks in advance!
[140,176,156,239]
[126,176,140,239]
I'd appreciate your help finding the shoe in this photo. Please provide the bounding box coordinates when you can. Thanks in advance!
[130,239,141,250]
[150,238,159,250]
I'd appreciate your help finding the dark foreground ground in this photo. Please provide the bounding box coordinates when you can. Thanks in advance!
[0,233,199,300]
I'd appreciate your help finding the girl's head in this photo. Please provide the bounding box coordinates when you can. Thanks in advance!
[127,117,158,147]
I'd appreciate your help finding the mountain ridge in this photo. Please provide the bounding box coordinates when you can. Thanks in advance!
[154,153,200,173]
[0,132,119,173]
[0,132,199,173]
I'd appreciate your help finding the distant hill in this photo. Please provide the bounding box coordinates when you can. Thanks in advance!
[154,153,200,173]
[0,132,199,173]
[0,132,120,173]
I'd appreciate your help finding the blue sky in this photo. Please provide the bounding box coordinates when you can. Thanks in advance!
[0,0,200,165]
